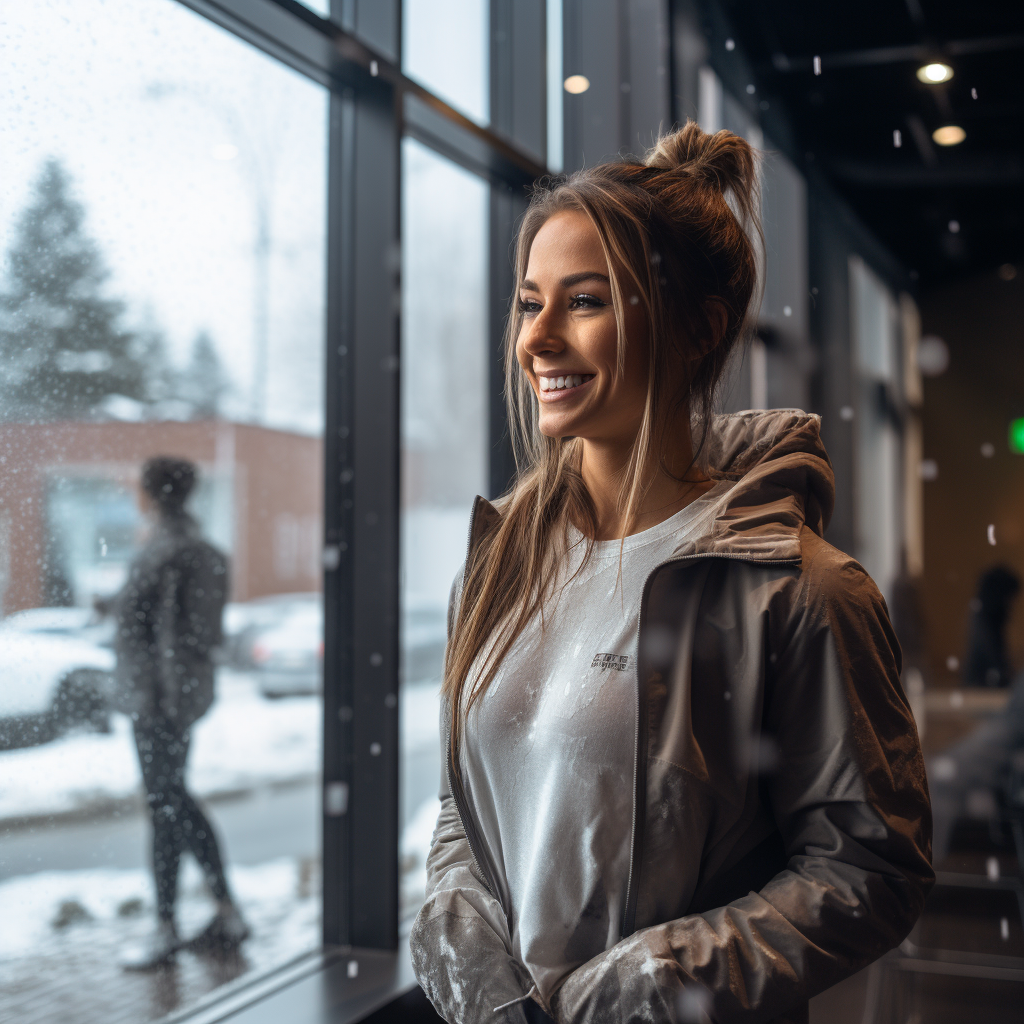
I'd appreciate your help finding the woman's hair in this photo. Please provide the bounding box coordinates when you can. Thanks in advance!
[443,120,762,761]
[142,456,197,511]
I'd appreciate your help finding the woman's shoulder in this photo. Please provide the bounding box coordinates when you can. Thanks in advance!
[770,525,895,646]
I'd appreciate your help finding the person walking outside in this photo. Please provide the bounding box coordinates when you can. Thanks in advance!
[98,456,249,969]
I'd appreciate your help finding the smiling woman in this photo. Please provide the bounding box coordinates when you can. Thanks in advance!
[410,120,933,1024]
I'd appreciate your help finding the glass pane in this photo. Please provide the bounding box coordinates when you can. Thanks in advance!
[399,139,488,922]
[0,2,326,1021]
[403,0,489,125]
[293,0,331,17]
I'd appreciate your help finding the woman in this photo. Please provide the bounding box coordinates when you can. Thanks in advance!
[410,122,932,1024]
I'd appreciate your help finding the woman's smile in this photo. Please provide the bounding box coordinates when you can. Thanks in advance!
[537,373,595,400]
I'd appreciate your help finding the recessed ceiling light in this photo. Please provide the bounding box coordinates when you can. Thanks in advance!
[563,75,590,95]
[932,125,966,146]
[917,62,953,84]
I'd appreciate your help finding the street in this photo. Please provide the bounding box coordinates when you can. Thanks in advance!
[0,779,320,881]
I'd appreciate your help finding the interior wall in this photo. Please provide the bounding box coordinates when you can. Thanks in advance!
[919,267,1024,686]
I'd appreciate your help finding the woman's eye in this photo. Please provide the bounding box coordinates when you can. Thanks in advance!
[569,293,606,310]
[518,298,542,316]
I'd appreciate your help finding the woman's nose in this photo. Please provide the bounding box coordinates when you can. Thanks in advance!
[521,306,564,356]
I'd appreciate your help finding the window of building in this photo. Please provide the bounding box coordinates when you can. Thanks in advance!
[402,0,489,124]
[398,139,488,922]
[0,2,326,1020]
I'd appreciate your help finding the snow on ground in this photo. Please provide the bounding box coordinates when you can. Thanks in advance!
[0,856,317,962]
[0,672,320,823]
[1,858,320,1024]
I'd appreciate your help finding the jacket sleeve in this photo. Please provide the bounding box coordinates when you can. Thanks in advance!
[549,554,934,1024]
[409,567,535,1023]
[409,750,535,1023]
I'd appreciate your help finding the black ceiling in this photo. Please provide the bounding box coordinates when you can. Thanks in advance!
[710,0,1024,284]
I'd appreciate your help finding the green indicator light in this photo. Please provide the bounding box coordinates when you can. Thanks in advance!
[1010,418,1024,454]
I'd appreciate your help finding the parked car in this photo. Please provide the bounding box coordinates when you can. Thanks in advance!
[252,603,324,698]
[0,607,115,746]
[222,592,321,670]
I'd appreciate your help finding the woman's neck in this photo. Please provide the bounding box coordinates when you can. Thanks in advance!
[579,412,712,541]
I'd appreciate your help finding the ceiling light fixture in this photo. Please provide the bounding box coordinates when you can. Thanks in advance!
[917,62,953,84]
[932,124,966,146]
[563,75,590,95]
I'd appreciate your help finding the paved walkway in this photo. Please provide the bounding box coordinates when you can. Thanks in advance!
[1,859,319,1024]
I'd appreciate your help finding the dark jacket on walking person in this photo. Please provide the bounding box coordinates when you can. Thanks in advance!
[109,503,228,728]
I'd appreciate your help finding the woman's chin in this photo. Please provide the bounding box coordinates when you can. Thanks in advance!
[536,416,578,439]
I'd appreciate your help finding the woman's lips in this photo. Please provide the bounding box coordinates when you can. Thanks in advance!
[537,373,595,402]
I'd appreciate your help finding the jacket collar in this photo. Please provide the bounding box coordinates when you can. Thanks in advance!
[469,409,834,565]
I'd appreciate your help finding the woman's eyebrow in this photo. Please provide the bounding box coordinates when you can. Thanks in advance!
[521,271,611,291]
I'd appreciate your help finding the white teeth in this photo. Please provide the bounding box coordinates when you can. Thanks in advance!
[539,373,592,392]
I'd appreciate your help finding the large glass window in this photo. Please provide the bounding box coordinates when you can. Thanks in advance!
[399,139,488,922]
[0,2,326,1020]
[402,0,489,125]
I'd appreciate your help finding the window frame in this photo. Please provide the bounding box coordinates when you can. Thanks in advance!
[172,0,550,953]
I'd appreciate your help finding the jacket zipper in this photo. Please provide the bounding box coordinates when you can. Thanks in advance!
[620,551,797,938]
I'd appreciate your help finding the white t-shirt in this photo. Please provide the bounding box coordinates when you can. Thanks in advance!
[460,488,724,1001]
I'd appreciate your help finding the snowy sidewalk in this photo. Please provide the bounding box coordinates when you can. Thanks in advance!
[1,857,319,1024]
[0,673,320,825]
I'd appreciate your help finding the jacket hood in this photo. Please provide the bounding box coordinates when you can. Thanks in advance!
[682,407,835,562]
[471,408,834,567]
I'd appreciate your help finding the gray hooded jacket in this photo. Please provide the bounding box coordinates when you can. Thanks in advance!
[410,409,933,1024]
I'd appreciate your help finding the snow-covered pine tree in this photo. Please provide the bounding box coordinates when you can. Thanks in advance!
[0,158,162,421]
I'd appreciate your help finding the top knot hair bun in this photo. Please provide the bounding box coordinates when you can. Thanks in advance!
[644,119,758,204]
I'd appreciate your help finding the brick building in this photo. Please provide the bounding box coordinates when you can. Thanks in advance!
[0,420,322,614]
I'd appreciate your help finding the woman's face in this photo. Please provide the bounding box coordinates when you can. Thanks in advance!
[516,210,649,444]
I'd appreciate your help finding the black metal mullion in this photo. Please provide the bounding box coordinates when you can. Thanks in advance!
[346,73,402,950]
[487,186,521,500]
[322,86,356,949]
[322,0,401,951]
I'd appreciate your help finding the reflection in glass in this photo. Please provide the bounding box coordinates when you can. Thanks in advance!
[403,0,489,125]
[0,2,325,1020]
[399,139,488,921]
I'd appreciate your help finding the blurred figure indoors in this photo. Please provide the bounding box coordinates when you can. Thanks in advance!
[964,565,1021,688]
[95,456,248,969]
